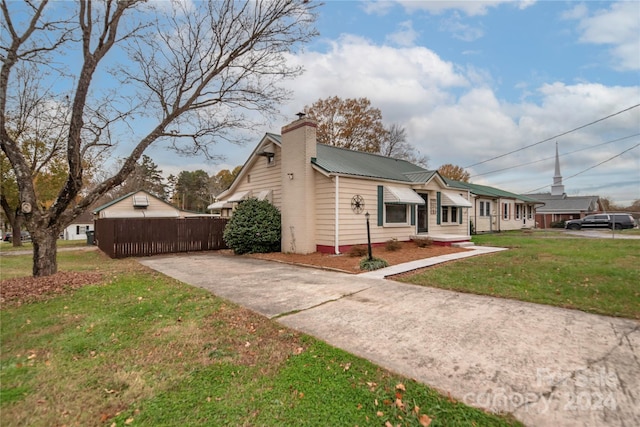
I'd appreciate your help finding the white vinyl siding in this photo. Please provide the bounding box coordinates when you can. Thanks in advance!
[232,145,283,209]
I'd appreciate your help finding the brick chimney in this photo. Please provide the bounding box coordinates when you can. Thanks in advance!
[280,115,317,254]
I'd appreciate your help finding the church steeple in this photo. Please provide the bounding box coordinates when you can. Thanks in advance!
[551,142,565,196]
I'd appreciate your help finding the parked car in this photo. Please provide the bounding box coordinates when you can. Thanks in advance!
[2,231,31,242]
[565,213,636,230]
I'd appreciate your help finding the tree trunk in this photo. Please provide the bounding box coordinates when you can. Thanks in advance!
[32,229,58,277]
[11,213,23,248]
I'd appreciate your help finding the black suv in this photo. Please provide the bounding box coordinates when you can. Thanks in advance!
[565,213,636,230]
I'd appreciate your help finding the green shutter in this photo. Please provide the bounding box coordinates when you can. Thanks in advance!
[410,205,416,225]
[459,207,463,224]
[377,185,383,226]
[436,192,441,225]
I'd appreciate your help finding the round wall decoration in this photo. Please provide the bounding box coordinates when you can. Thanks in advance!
[21,202,32,214]
[351,195,365,214]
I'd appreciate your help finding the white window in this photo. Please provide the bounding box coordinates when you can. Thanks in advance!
[441,206,458,224]
[385,204,408,224]
[527,205,533,219]
[480,201,491,217]
[515,204,523,220]
[76,225,88,235]
[502,203,511,220]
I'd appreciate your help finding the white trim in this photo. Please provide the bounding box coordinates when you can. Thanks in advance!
[335,176,340,255]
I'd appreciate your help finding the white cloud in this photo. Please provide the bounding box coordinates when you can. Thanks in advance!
[361,0,396,16]
[439,11,485,41]
[566,1,640,71]
[396,0,534,16]
[282,34,469,118]
[386,20,420,46]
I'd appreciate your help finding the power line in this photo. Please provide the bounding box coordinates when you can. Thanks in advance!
[470,133,640,178]
[464,103,640,168]
[524,142,640,194]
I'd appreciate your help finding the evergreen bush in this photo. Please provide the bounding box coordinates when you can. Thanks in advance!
[359,257,389,271]
[223,198,281,254]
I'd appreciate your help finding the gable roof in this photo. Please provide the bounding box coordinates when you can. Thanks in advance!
[312,144,432,183]
[444,178,541,203]
[527,193,600,213]
[92,190,173,213]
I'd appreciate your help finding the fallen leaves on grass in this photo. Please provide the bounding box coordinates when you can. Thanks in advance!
[0,271,103,306]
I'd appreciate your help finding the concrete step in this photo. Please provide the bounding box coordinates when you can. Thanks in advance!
[452,241,475,248]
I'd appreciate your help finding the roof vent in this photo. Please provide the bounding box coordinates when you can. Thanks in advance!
[296,112,306,119]
[132,194,149,208]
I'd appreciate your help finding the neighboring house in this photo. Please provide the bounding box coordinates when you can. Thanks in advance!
[527,143,602,228]
[527,193,602,228]
[93,190,210,219]
[444,179,540,233]
[209,116,478,254]
[62,211,94,240]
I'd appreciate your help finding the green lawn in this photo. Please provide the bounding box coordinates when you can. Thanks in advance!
[0,251,519,427]
[398,230,640,319]
[0,238,88,253]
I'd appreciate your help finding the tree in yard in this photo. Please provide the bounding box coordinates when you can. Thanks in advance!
[379,123,429,168]
[100,155,168,202]
[438,164,471,182]
[174,170,211,212]
[303,96,387,153]
[210,165,242,197]
[1,0,317,276]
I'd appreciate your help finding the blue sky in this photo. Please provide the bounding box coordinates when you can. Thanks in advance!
[145,0,639,204]
[93,1,639,205]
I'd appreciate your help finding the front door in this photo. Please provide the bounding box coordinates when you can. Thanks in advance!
[417,193,429,233]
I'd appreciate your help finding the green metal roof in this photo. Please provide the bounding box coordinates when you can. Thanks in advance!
[443,178,540,203]
[312,144,431,182]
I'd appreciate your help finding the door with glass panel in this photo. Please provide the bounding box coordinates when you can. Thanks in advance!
[417,193,428,233]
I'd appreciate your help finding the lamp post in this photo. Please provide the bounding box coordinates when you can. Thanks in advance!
[365,211,372,261]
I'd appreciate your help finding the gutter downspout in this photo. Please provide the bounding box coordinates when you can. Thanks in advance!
[468,190,472,237]
[334,176,340,254]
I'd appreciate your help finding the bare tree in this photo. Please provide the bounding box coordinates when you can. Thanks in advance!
[1,0,317,276]
[379,123,429,168]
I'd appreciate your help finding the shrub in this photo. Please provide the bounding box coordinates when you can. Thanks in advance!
[414,238,432,248]
[551,220,566,228]
[360,257,389,271]
[348,245,368,257]
[223,198,281,254]
[384,238,401,251]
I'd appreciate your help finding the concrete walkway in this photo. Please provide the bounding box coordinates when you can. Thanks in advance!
[358,245,508,278]
[138,251,640,427]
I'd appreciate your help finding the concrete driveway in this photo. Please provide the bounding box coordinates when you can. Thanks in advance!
[139,253,639,427]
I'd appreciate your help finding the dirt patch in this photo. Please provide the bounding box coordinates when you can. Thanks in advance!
[246,241,468,273]
[1,271,103,306]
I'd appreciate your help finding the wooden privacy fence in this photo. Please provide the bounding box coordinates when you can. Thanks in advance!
[95,217,228,258]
